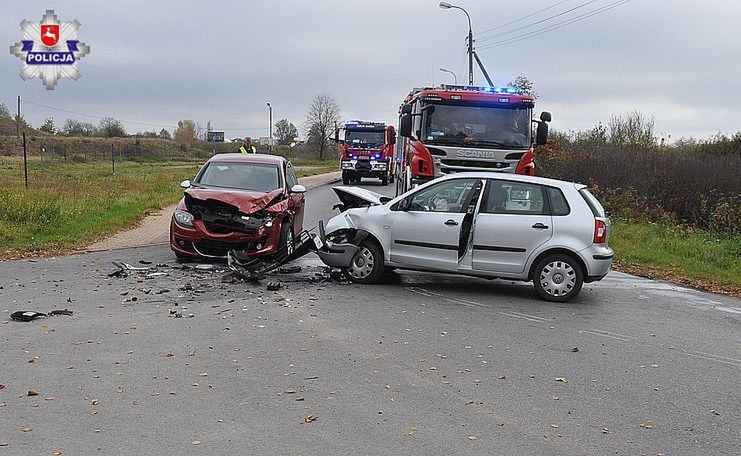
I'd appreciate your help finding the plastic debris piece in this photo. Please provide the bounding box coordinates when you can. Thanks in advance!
[48,309,74,316]
[266,281,282,291]
[11,311,46,322]
[278,265,302,274]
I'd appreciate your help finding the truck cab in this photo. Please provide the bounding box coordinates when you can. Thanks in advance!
[395,84,551,195]
[338,121,396,186]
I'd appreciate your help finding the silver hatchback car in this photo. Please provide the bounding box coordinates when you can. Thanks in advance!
[317,172,613,302]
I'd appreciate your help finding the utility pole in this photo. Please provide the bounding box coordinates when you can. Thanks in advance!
[266,102,273,153]
[23,132,28,188]
[17,95,21,139]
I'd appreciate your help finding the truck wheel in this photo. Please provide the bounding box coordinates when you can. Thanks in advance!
[344,240,384,284]
[342,171,350,185]
[533,254,584,302]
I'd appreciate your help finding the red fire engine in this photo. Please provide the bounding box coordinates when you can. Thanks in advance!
[395,84,551,195]
[336,121,396,186]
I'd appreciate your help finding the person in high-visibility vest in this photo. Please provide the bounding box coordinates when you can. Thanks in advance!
[239,137,257,154]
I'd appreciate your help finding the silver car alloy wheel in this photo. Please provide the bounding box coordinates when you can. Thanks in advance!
[347,246,374,279]
[540,260,576,297]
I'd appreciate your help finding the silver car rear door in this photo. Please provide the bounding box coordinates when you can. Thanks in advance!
[471,179,553,275]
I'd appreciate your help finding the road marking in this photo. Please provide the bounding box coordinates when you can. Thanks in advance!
[715,306,741,315]
[681,351,741,368]
[580,329,635,342]
[404,287,488,308]
[499,311,544,323]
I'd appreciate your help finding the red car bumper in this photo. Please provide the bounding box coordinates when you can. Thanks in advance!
[170,216,284,259]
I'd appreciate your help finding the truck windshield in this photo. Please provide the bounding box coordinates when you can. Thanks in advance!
[346,130,385,146]
[422,104,531,148]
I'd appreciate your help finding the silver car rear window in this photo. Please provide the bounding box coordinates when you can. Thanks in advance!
[579,188,606,217]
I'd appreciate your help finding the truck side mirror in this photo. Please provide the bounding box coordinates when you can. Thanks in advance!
[535,122,549,146]
[540,111,552,122]
[401,104,412,115]
[389,129,396,145]
[399,114,412,138]
[334,128,340,142]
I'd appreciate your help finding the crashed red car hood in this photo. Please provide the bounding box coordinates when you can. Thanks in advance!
[184,187,284,214]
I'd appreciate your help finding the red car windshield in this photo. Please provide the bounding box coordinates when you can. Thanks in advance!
[197,162,281,193]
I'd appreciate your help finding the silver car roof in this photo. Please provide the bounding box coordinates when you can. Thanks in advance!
[435,172,587,190]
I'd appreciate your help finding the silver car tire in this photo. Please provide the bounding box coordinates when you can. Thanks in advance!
[533,254,584,302]
[344,241,385,284]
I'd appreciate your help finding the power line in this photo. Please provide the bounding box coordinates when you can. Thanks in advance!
[477,0,632,50]
[478,0,572,35]
[22,99,268,132]
[478,0,603,42]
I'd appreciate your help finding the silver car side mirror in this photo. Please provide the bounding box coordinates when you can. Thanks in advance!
[290,184,306,194]
[180,180,191,189]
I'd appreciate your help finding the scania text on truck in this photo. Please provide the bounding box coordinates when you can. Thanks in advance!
[395,84,551,195]
[336,121,396,186]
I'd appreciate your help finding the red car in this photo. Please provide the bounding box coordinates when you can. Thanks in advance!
[170,153,306,260]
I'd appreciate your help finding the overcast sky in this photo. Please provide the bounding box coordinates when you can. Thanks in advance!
[2,0,739,140]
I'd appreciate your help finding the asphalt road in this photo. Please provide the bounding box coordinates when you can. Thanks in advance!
[1,178,739,455]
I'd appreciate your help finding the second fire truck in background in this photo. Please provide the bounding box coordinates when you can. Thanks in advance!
[337,121,396,186]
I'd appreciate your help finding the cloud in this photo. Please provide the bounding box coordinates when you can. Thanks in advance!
[2,0,739,138]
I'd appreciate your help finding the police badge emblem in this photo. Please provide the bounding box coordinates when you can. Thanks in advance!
[9,10,91,90]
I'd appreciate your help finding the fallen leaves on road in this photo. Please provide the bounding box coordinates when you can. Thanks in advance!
[407,427,417,436]
[283,389,296,394]
[466,435,479,441]
[639,420,653,429]
[27,390,38,396]
[555,377,568,383]
[191,440,201,445]
[0,384,4,390]
[21,427,32,432]
[198,372,208,377]
[711,409,720,416]
[91,399,100,405]
[601,427,613,435]
[498,374,507,380]
[303,415,319,423]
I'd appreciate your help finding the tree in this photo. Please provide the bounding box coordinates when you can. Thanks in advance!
[139,130,159,138]
[158,128,172,139]
[608,111,657,149]
[175,120,197,147]
[275,119,299,145]
[0,103,10,118]
[508,74,537,97]
[62,119,97,136]
[98,117,126,137]
[304,94,341,159]
[39,117,55,134]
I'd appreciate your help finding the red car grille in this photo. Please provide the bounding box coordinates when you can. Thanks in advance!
[193,240,256,258]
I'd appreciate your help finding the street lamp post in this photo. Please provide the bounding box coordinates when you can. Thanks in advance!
[266,102,273,153]
[439,2,473,85]
[439,67,457,84]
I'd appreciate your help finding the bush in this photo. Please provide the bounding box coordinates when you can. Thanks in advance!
[537,135,740,235]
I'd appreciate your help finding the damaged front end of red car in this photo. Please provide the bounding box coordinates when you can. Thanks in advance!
[170,187,293,260]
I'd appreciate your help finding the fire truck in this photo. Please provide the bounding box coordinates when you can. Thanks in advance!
[395,84,551,195]
[336,121,396,186]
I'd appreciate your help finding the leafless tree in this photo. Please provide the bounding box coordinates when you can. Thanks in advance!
[304,93,341,159]
[175,120,197,147]
[98,117,126,137]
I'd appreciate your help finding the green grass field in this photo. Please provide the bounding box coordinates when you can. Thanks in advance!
[610,221,740,295]
[0,156,336,258]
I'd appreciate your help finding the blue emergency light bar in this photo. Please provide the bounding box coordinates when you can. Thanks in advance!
[440,84,521,95]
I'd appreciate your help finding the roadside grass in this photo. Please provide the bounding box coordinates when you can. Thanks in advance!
[0,157,337,259]
[610,221,741,295]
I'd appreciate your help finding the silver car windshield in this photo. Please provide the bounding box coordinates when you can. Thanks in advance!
[423,104,531,148]
[197,163,281,193]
